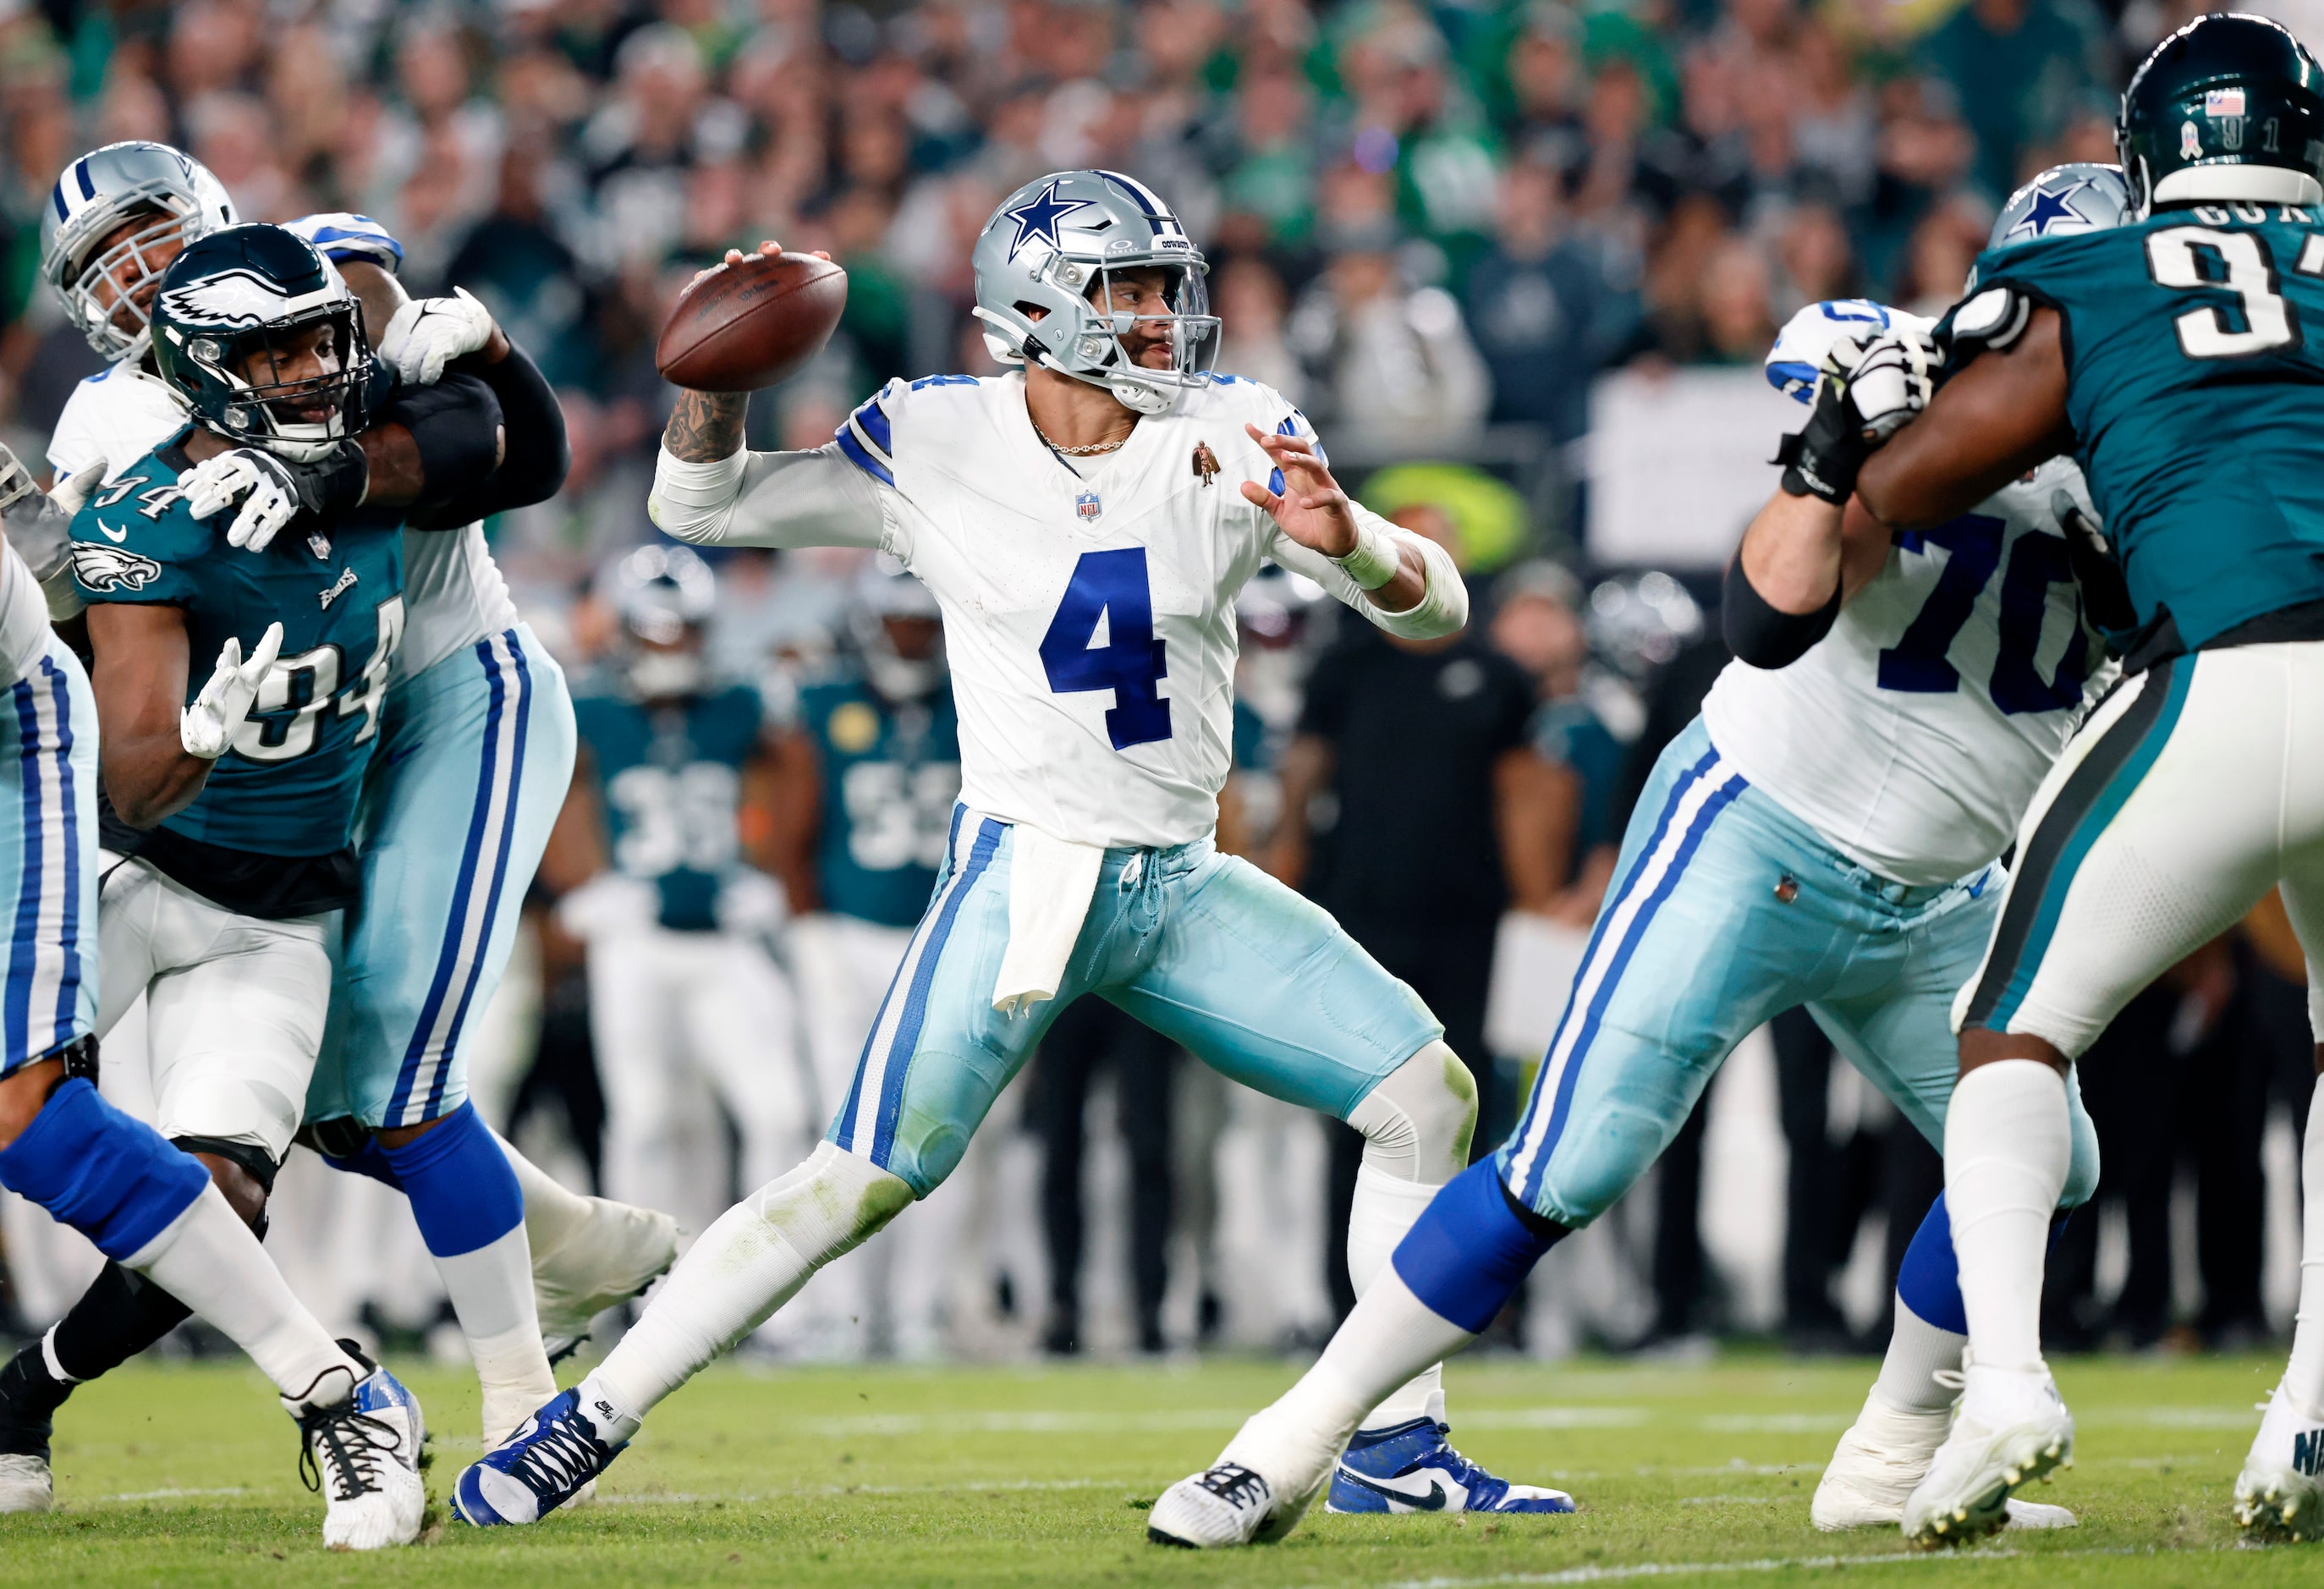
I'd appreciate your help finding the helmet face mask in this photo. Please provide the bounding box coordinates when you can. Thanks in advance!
[2117,12,2324,218]
[151,226,373,463]
[42,142,238,364]
[971,170,1221,415]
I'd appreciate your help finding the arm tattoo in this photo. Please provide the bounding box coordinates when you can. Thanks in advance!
[665,390,750,462]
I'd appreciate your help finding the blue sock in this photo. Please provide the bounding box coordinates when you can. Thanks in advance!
[0,1078,209,1262]
[382,1101,522,1259]
[321,1134,404,1192]
[1389,1159,1563,1334]
[1894,1192,2078,1333]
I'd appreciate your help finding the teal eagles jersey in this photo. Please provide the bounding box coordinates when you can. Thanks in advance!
[798,673,960,928]
[69,431,407,856]
[572,676,766,932]
[1965,206,2324,653]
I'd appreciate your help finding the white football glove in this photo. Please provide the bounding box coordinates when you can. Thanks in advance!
[181,622,283,761]
[1835,326,1944,442]
[554,871,662,940]
[182,448,302,552]
[378,287,495,388]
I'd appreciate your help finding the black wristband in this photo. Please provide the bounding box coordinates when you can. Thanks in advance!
[1722,553,1842,668]
[306,440,369,514]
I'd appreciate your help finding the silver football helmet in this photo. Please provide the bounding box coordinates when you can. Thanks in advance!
[970,169,1220,415]
[41,141,238,364]
[1987,163,2131,252]
[604,543,717,698]
[849,554,945,701]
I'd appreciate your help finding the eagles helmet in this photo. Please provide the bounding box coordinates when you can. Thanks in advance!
[970,170,1220,415]
[41,141,238,364]
[604,543,717,699]
[849,554,944,701]
[2118,12,2324,217]
[149,224,373,464]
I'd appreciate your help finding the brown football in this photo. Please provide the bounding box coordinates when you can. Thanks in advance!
[656,252,849,393]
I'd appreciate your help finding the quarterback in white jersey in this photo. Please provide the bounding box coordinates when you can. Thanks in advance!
[458,169,1574,1527]
[1146,169,2127,1550]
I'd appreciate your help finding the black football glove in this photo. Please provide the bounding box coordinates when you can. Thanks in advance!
[1777,329,1943,503]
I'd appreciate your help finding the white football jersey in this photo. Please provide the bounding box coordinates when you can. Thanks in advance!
[1700,459,2110,887]
[748,371,1410,849]
[47,358,514,674]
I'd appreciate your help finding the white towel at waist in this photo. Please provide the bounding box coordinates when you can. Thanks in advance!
[992,822,1105,1016]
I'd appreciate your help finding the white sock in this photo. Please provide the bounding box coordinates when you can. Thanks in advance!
[1944,1059,2069,1374]
[1228,1267,1475,1487]
[434,1226,558,1444]
[1870,1295,1966,1415]
[590,1144,908,1425]
[2283,1075,2324,1419]
[124,1183,360,1410]
[494,1129,594,1255]
[1346,1165,1447,1430]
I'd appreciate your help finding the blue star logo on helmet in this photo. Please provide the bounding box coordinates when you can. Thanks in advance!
[2004,180,2092,242]
[1003,180,1096,261]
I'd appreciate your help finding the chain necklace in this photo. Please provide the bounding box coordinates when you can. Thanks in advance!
[1032,415,1137,457]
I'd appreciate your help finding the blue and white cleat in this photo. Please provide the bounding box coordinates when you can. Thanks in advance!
[453,1388,627,1526]
[1326,1418,1576,1515]
[292,1344,426,1550]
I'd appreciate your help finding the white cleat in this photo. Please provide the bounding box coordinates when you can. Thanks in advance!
[292,1349,427,1551]
[1148,1462,1314,1548]
[1900,1362,2073,1548]
[0,1452,52,1514]
[1814,1393,2076,1532]
[534,1198,681,1362]
[2233,1383,2324,1542]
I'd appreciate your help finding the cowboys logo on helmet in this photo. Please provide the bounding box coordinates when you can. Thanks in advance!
[149,224,374,464]
[604,543,718,700]
[41,141,239,364]
[970,169,1222,415]
[2118,11,2324,217]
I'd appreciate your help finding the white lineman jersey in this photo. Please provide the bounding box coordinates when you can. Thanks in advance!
[47,357,516,669]
[48,362,190,482]
[832,371,1390,849]
[1700,459,2110,887]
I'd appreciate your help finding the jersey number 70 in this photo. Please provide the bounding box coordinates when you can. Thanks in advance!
[1040,549,1172,751]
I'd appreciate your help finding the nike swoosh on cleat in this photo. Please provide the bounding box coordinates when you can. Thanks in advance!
[1337,1469,1448,1511]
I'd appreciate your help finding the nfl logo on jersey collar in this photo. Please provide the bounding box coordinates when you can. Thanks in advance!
[1074,490,1102,523]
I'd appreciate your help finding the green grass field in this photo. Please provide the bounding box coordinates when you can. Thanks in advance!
[0,1349,2313,1586]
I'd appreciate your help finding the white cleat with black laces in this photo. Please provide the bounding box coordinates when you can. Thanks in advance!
[1815,1392,2074,1532]
[2233,1383,2324,1542]
[1148,1461,1316,1548]
[290,1344,426,1551]
[1900,1361,2073,1548]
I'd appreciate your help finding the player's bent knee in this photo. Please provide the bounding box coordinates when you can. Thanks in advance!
[0,1079,209,1261]
[1347,1040,1476,1185]
[743,1142,916,1268]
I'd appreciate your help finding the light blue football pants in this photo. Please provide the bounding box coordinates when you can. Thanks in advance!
[0,635,96,1075]
[1495,717,2101,1226]
[310,624,576,1129]
[827,806,1443,1197]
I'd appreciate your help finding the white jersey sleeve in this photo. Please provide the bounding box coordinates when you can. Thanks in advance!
[47,364,190,483]
[1700,458,2110,886]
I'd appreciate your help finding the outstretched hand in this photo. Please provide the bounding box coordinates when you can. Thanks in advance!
[180,622,283,760]
[1239,423,1358,558]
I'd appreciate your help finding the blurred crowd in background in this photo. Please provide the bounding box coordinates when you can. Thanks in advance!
[0,0,2315,1361]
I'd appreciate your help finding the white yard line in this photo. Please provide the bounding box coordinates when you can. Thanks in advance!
[1386,1545,2181,1587]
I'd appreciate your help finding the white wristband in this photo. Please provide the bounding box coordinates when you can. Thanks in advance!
[1333,514,1400,590]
